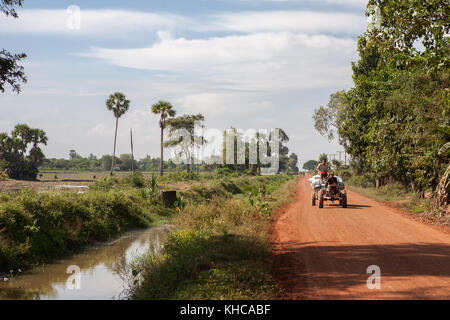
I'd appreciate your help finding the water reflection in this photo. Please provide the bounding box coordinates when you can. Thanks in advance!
[0,225,172,300]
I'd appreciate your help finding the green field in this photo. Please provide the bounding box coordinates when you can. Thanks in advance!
[37,171,160,182]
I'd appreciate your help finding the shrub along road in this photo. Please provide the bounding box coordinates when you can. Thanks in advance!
[271,175,450,299]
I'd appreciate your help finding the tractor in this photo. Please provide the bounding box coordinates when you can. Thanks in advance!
[310,175,347,208]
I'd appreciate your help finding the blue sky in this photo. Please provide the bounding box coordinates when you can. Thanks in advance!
[0,0,369,166]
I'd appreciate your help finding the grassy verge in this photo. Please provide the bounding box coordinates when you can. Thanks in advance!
[347,183,439,217]
[129,174,298,300]
[0,174,173,273]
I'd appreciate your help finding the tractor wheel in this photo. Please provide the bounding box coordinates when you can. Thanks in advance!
[319,192,324,208]
[311,192,316,206]
[341,193,347,208]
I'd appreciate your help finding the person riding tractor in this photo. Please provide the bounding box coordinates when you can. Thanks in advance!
[325,172,339,196]
[316,158,329,181]
[310,170,347,208]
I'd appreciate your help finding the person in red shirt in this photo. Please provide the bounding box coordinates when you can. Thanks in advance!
[316,159,329,180]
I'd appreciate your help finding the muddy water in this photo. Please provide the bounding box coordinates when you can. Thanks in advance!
[0,225,172,300]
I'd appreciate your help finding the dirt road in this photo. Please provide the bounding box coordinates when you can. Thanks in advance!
[270,176,450,299]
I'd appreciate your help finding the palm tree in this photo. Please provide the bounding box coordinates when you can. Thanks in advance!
[106,92,130,175]
[165,114,205,173]
[31,128,48,148]
[151,101,176,176]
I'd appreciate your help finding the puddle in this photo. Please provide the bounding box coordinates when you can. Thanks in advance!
[0,225,172,300]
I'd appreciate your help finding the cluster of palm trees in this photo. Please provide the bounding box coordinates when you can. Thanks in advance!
[106,92,176,176]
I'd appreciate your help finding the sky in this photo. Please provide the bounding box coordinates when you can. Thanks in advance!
[0,0,370,167]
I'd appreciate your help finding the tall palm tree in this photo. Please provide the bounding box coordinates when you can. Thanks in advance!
[106,92,130,175]
[151,101,176,176]
[31,128,48,148]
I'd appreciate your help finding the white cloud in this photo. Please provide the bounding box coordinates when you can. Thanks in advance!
[81,31,357,91]
[0,9,190,36]
[175,92,273,118]
[239,0,366,8]
[1,7,362,161]
[0,9,365,37]
[89,123,108,135]
[203,10,366,34]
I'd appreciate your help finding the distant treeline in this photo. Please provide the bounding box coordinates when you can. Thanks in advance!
[40,152,180,172]
[40,149,300,174]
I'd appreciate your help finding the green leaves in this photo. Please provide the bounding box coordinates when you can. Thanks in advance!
[316,1,450,193]
[242,185,272,216]
[0,0,23,18]
[106,92,130,118]
[151,101,176,129]
[0,49,27,94]
[164,113,205,170]
[312,91,349,142]
[1,1,27,94]
[366,0,449,72]
[0,124,47,180]
[174,196,186,212]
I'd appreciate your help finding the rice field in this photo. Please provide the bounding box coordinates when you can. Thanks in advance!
[0,171,193,192]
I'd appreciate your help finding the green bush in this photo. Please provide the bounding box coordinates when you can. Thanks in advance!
[89,176,119,191]
[337,169,352,180]
[0,188,156,272]
[213,167,233,177]
[122,172,146,188]
[347,174,376,188]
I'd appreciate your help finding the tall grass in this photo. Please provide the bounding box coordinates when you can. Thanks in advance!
[129,175,297,299]
[0,173,173,273]
[348,183,434,216]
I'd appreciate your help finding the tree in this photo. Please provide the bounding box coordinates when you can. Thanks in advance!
[1,0,23,17]
[288,153,299,174]
[69,150,81,160]
[0,124,47,180]
[367,0,449,56]
[222,127,245,172]
[106,92,130,175]
[0,0,27,93]
[275,128,290,173]
[28,128,47,168]
[434,140,449,210]
[100,155,113,171]
[319,154,328,162]
[165,113,204,172]
[119,153,137,171]
[313,90,348,141]
[331,159,342,171]
[151,101,176,176]
[303,160,318,171]
[314,1,450,197]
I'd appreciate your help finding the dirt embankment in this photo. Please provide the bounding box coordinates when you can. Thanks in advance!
[270,176,450,299]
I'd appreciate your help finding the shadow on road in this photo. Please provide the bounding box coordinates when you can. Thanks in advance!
[322,204,371,209]
[272,242,450,299]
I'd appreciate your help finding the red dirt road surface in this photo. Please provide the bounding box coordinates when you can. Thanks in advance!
[270,176,450,299]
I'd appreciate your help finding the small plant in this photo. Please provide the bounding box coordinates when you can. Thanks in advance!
[0,169,8,181]
[243,185,272,215]
[174,196,186,212]
[149,174,158,201]
[138,188,149,200]
[24,219,40,233]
